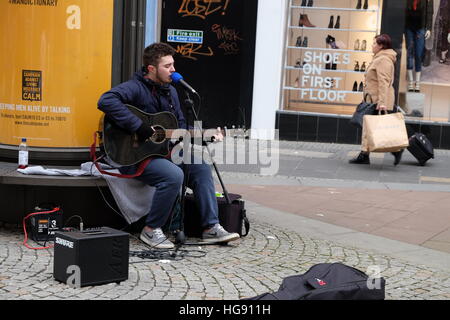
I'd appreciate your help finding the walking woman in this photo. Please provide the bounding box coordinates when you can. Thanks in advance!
[349,34,404,165]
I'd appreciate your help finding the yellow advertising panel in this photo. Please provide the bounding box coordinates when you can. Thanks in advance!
[0,0,114,148]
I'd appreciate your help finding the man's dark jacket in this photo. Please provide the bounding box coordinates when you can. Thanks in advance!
[97,70,187,133]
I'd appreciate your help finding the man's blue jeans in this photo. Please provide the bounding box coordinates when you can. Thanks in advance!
[119,156,219,230]
[405,28,425,72]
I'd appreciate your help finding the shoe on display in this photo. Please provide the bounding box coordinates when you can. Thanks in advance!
[325,35,336,48]
[415,72,421,91]
[328,16,334,29]
[307,0,314,7]
[354,61,360,72]
[358,82,364,92]
[301,0,307,6]
[354,39,360,50]
[334,15,340,29]
[407,69,414,87]
[329,79,336,89]
[299,14,316,27]
[363,0,369,10]
[356,0,362,9]
[361,40,367,51]
[302,36,308,47]
[360,61,366,72]
[295,36,302,47]
[331,63,337,70]
[326,35,338,49]
[352,81,358,92]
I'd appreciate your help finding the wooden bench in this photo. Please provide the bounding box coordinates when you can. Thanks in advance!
[0,161,107,187]
[0,161,126,228]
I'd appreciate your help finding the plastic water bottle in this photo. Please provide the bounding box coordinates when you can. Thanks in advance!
[18,138,29,169]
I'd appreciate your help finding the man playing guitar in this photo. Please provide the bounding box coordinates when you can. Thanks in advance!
[97,42,239,249]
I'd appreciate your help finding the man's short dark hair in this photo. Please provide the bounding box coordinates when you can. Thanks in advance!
[143,42,176,68]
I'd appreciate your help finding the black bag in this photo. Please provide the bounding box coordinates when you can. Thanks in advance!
[183,192,249,238]
[407,133,434,166]
[162,196,183,234]
[350,94,377,128]
[247,263,385,300]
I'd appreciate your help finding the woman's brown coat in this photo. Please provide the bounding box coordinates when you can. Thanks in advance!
[363,49,397,110]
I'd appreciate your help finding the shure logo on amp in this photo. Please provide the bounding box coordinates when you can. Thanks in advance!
[55,237,74,249]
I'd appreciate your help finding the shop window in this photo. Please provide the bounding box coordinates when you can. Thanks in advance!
[282,0,383,115]
[399,0,450,123]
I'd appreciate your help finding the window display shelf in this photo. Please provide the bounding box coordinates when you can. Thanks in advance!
[282,0,381,111]
[286,66,367,74]
[287,46,372,54]
[284,87,364,94]
[289,26,377,33]
[292,6,377,13]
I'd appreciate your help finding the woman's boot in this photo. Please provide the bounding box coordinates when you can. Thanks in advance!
[407,70,414,92]
[349,152,370,164]
[415,72,421,92]
[391,150,404,166]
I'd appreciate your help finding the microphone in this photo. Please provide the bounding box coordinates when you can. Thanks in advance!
[170,72,197,94]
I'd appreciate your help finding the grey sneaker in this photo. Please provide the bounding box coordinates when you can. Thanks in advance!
[140,228,174,249]
[202,224,240,243]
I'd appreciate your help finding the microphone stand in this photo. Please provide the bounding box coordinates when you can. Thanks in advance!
[184,90,231,204]
[172,88,232,252]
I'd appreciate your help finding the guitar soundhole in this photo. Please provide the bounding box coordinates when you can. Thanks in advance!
[150,125,166,143]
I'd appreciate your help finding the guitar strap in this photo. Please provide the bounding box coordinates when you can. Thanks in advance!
[90,131,151,178]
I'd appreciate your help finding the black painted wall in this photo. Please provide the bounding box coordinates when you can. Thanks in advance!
[160,0,258,130]
[380,0,407,105]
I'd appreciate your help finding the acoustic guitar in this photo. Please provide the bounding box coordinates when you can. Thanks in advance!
[102,104,220,166]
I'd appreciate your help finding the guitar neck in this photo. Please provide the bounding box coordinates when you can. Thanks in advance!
[157,128,224,140]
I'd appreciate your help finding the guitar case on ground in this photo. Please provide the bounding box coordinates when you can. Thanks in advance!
[246,263,385,300]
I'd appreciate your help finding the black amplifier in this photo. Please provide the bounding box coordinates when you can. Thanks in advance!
[53,227,129,287]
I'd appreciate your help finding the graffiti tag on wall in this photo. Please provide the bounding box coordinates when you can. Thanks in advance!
[178,0,231,19]
[175,43,214,60]
[212,23,242,55]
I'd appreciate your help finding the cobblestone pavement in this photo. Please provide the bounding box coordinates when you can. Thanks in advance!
[1,141,450,301]
[1,210,449,300]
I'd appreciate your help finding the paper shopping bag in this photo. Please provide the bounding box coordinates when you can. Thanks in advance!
[361,112,409,153]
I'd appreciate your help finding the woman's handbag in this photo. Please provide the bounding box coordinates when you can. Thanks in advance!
[361,111,409,153]
[350,94,377,128]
